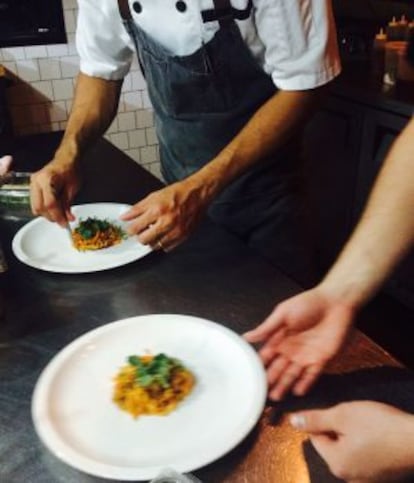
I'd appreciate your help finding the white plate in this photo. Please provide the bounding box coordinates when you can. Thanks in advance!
[32,314,267,481]
[12,203,152,273]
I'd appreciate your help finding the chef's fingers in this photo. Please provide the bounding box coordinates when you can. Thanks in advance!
[161,241,179,252]
[269,361,304,401]
[49,179,72,227]
[157,222,195,252]
[30,178,44,217]
[151,233,181,252]
[43,185,68,226]
[243,304,287,342]
[266,355,289,387]
[119,201,147,221]
[136,221,178,250]
[60,188,76,222]
[151,224,188,252]
[257,326,287,365]
[125,210,159,238]
[64,206,76,222]
[292,363,324,397]
[30,177,61,224]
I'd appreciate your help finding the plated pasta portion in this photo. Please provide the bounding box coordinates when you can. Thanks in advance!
[72,217,127,251]
[113,353,195,418]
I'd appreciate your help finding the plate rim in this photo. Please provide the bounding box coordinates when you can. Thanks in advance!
[31,313,267,481]
[12,202,152,274]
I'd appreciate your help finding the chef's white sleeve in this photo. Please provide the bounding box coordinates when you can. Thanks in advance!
[76,0,135,80]
[254,0,341,90]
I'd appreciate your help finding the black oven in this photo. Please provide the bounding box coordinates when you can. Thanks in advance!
[0,0,66,48]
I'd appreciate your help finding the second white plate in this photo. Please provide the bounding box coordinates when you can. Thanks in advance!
[31,314,267,481]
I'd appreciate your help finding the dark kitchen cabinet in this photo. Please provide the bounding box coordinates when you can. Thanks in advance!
[355,109,408,217]
[0,0,66,48]
[303,77,414,309]
[303,96,363,275]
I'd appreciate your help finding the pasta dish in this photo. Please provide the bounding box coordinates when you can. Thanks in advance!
[113,353,195,418]
[72,217,126,251]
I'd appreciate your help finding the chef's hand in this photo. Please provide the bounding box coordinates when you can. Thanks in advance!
[120,178,211,251]
[243,286,355,400]
[290,401,414,483]
[30,159,80,227]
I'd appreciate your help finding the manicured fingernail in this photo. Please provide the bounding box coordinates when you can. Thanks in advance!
[269,391,281,401]
[290,414,306,430]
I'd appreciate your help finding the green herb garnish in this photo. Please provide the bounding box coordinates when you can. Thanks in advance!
[128,353,183,389]
[74,217,127,240]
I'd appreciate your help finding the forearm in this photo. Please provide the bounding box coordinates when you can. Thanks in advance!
[401,414,414,473]
[320,118,414,309]
[54,72,123,166]
[187,87,324,198]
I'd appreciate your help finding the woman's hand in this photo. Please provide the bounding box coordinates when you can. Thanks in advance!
[290,401,414,483]
[244,286,355,400]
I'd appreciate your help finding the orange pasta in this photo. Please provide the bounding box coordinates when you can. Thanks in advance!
[72,217,126,251]
[113,354,195,418]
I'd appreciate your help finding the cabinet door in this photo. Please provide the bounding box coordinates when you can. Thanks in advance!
[355,109,408,217]
[357,109,414,309]
[303,97,363,275]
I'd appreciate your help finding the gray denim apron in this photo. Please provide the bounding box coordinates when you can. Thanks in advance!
[117,0,315,285]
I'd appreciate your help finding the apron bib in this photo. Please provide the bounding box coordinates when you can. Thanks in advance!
[117,0,315,285]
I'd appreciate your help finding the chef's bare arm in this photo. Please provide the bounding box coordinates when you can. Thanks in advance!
[190,87,324,199]
[29,73,123,224]
[54,73,123,165]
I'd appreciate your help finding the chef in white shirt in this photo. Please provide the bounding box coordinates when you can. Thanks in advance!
[30,0,341,285]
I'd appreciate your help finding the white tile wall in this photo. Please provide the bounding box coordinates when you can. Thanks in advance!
[1,0,161,178]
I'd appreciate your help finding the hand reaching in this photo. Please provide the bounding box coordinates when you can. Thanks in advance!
[30,159,80,227]
[244,286,355,400]
[290,401,414,483]
[120,177,211,251]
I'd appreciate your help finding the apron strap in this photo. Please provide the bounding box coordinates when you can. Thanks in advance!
[202,0,253,25]
[117,0,146,76]
[117,0,133,20]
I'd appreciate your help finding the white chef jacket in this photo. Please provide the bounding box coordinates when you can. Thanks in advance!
[76,0,341,90]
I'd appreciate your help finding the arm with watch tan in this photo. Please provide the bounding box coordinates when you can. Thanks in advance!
[244,115,414,401]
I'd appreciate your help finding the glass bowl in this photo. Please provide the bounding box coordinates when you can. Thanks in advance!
[0,172,33,220]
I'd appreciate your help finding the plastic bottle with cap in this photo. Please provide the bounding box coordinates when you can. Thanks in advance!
[386,16,399,41]
[397,14,409,41]
[384,40,408,85]
[374,27,387,48]
[372,27,387,82]
[407,20,414,41]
